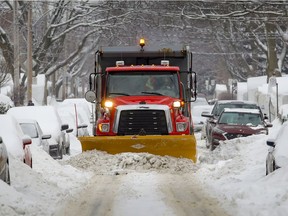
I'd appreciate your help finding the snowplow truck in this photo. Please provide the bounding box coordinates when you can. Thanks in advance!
[79,40,198,162]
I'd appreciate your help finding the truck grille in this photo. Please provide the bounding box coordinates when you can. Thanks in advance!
[118,110,168,135]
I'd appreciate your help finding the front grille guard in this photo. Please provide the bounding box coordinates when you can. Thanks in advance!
[113,104,173,135]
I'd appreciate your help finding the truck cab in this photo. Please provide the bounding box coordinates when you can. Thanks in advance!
[97,62,189,136]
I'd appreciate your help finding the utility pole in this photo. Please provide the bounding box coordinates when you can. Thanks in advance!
[13,0,20,106]
[27,2,33,103]
[43,1,49,105]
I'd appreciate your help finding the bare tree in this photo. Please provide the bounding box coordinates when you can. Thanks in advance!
[0,61,11,89]
[0,0,134,100]
[0,0,287,100]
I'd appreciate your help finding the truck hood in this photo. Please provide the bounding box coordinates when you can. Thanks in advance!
[109,96,178,107]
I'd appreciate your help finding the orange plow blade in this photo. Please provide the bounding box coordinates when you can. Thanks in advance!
[78,134,197,162]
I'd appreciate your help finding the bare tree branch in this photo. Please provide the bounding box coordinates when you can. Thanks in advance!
[45,30,100,77]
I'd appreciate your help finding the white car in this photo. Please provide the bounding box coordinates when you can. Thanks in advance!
[266,121,288,175]
[0,115,32,168]
[17,119,51,154]
[7,106,73,159]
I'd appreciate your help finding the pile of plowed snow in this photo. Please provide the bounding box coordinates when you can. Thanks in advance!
[61,150,199,175]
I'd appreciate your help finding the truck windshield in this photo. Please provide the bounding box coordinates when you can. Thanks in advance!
[106,72,180,98]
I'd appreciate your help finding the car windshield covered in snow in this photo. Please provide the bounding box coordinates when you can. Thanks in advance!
[218,109,262,126]
[106,72,180,98]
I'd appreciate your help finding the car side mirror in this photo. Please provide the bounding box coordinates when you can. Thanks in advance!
[42,134,51,140]
[201,111,213,118]
[61,124,69,131]
[266,139,275,147]
[78,124,88,129]
[66,128,73,133]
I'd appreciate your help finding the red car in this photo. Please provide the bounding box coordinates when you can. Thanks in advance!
[0,115,32,168]
[202,100,266,150]
[210,108,272,150]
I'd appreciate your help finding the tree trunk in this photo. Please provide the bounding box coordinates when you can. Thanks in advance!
[265,22,280,82]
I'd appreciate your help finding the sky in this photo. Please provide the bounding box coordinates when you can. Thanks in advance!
[1,76,288,215]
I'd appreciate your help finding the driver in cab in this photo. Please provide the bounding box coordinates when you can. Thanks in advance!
[145,76,175,97]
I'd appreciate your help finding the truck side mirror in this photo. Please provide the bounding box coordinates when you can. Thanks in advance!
[85,90,96,103]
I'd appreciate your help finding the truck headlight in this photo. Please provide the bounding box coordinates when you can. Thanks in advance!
[99,123,110,132]
[173,101,181,108]
[104,100,113,108]
[176,122,188,132]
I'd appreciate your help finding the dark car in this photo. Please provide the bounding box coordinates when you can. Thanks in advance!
[0,136,10,185]
[201,100,265,149]
[266,121,288,175]
[209,108,272,150]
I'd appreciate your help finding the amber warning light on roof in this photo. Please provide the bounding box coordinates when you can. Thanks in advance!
[139,38,145,49]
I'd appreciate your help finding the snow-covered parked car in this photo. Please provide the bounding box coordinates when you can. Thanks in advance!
[7,106,73,159]
[266,121,288,175]
[57,106,89,137]
[57,98,92,136]
[17,119,51,154]
[0,136,10,185]
[0,114,32,168]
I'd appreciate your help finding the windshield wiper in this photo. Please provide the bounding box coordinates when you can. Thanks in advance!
[109,92,130,96]
[141,91,163,96]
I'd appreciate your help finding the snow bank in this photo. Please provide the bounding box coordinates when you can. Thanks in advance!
[63,150,199,175]
[0,145,92,216]
[196,121,288,216]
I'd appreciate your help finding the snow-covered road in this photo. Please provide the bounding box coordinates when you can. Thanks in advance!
[55,171,229,216]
